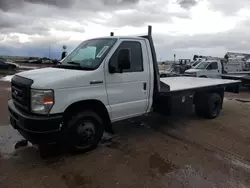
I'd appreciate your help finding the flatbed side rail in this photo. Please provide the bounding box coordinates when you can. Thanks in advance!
[159,82,240,96]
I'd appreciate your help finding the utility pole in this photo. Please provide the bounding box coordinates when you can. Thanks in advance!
[49,44,51,61]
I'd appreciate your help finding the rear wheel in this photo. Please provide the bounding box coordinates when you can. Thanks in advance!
[63,110,104,153]
[195,93,222,119]
[206,93,222,119]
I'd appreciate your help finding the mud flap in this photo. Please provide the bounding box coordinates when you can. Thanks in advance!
[225,84,240,93]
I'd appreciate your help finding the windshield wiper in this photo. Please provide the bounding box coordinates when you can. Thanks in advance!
[67,61,81,66]
[58,61,95,70]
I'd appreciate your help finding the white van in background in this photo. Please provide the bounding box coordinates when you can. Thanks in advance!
[185,58,247,78]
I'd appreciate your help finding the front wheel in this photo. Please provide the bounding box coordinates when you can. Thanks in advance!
[63,110,104,153]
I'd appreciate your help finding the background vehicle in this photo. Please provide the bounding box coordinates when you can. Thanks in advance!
[8,26,240,154]
[0,59,19,70]
[189,60,202,68]
[185,58,247,78]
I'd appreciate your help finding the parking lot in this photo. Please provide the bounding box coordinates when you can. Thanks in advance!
[0,74,250,188]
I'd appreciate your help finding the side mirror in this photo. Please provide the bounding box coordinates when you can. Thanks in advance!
[118,49,131,71]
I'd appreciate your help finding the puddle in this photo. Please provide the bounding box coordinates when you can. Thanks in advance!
[149,152,177,175]
[235,99,250,103]
[224,97,250,104]
[0,75,14,82]
[61,172,92,187]
[0,125,33,158]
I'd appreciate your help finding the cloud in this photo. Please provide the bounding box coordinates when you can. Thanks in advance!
[97,0,190,27]
[25,0,72,8]
[206,0,250,15]
[152,19,250,60]
[0,0,250,60]
[178,0,197,9]
[0,0,140,12]
[0,0,73,11]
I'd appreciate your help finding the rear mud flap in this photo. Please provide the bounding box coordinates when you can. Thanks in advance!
[225,84,240,93]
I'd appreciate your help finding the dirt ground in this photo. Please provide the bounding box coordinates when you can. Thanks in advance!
[0,77,250,188]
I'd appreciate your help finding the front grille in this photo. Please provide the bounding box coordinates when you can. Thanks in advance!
[11,76,33,112]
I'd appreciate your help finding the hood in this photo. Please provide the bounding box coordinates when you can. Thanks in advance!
[16,67,99,89]
[185,68,204,73]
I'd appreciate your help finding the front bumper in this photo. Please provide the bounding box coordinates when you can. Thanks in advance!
[183,73,196,77]
[8,100,63,144]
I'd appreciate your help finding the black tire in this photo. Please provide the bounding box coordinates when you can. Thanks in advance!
[205,93,222,119]
[195,93,222,119]
[199,75,207,78]
[63,110,104,153]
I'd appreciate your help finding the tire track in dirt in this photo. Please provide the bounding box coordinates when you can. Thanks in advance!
[156,128,250,172]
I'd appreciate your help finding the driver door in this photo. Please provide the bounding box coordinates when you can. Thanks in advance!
[105,40,150,121]
[206,61,219,78]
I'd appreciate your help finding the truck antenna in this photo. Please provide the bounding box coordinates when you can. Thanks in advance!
[148,25,152,36]
[110,32,114,36]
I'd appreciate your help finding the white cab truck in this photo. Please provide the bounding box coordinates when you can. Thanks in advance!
[8,26,240,153]
[185,58,247,78]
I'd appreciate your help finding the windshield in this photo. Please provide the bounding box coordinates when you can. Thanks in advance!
[192,61,201,67]
[61,38,117,70]
[194,61,211,69]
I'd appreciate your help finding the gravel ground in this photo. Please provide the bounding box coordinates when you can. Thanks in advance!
[0,77,250,188]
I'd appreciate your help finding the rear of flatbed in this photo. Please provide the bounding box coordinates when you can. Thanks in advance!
[221,74,250,87]
[153,76,240,119]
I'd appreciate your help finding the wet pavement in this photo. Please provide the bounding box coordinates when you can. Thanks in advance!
[0,71,250,187]
[0,126,28,158]
[0,97,250,188]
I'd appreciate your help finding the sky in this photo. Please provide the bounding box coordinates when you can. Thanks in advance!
[0,0,250,60]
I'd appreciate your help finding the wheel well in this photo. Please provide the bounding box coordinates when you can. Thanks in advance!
[194,88,224,106]
[63,100,113,133]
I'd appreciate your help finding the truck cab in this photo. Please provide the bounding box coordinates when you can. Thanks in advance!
[185,60,222,78]
[8,35,157,152]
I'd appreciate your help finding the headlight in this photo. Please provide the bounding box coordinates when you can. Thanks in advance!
[31,89,54,114]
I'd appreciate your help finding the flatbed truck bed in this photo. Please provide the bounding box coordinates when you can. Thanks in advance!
[160,77,240,92]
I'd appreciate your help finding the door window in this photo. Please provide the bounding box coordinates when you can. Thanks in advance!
[109,41,143,73]
[207,62,218,70]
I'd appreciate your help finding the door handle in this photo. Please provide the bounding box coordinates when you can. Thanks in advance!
[143,82,147,90]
